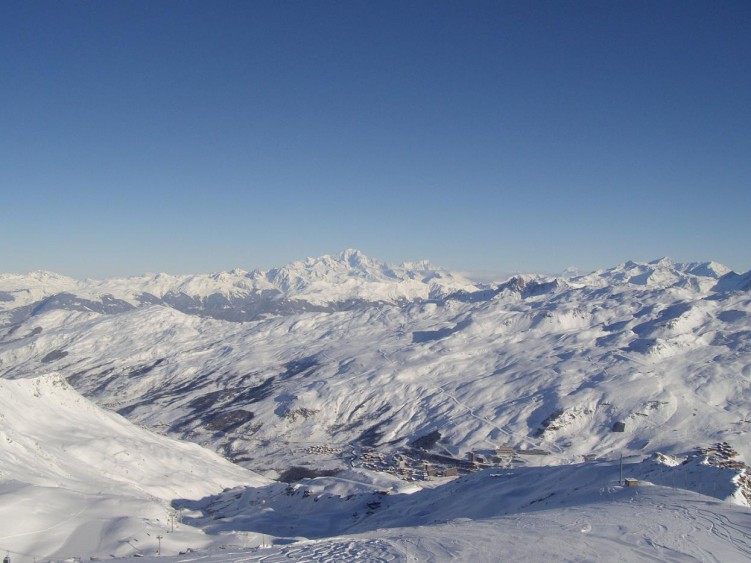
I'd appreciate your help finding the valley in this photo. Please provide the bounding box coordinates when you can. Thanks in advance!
[0,251,750,561]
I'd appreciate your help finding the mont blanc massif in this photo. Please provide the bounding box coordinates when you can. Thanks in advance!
[1,249,750,562]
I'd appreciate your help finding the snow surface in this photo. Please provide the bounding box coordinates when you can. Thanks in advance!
[1,251,751,561]
[2,254,749,470]
[104,462,751,562]
[0,249,479,312]
[0,375,267,561]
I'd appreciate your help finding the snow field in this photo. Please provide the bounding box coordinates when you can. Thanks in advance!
[1,253,751,560]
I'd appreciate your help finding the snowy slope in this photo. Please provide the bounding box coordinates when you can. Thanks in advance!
[1,252,751,561]
[1,253,749,477]
[120,458,751,562]
[0,375,267,562]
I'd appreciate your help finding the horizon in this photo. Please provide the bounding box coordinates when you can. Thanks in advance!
[1,247,746,283]
[2,1,749,278]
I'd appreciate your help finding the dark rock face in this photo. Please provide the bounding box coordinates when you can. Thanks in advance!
[411,430,442,450]
[41,349,68,364]
[32,293,135,316]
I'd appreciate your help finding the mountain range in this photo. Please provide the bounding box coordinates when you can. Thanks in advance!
[0,249,478,324]
[1,250,750,560]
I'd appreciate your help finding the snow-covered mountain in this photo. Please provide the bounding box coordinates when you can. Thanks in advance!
[0,374,267,561]
[569,257,734,292]
[2,252,749,466]
[0,249,480,324]
[1,250,751,560]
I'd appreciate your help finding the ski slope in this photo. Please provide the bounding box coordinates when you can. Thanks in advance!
[120,460,751,562]
[0,375,267,562]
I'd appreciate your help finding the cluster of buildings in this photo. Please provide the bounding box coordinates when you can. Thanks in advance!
[698,442,746,470]
[305,444,342,456]
[353,449,460,480]
[301,442,555,482]
[465,445,550,466]
[350,444,553,481]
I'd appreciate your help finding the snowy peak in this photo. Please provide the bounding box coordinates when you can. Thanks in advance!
[2,255,748,326]
[261,249,475,303]
[337,247,372,267]
[713,269,751,292]
[0,250,481,321]
[268,249,434,285]
[570,257,740,292]
[679,261,732,279]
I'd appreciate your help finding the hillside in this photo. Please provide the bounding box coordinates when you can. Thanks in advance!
[113,458,751,562]
[1,251,750,560]
[0,375,267,561]
[1,253,749,475]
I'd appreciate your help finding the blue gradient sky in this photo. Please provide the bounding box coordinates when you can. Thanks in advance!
[2,1,749,278]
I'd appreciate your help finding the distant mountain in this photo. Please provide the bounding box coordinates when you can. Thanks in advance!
[259,249,475,304]
[567,257,734,291]
[0,249,480,324]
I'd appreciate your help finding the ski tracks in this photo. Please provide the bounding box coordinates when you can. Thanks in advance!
[203,538,403,562]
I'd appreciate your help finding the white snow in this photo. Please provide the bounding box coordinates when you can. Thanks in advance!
[1,251,751,561]
[0,249,480,311]
[116,460,751,562]
[0,375,267,562]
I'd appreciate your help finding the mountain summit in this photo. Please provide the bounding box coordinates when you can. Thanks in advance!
[0,250,480,322]
[259,249,475,304]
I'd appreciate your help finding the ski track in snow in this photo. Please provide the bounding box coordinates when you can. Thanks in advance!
[434,384,535,450]
[0,492,88,542]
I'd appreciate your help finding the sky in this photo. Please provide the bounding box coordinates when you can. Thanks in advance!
[2,1,749,278]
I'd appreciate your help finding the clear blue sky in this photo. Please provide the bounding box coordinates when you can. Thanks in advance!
[2,1,749,278]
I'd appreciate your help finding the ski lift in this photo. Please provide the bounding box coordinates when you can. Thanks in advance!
[3,552,10,563]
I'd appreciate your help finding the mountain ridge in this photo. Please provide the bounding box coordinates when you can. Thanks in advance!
[2,252,748,320]
[0,250,480,321]
[2,251,751,560]
[2,251,749,478]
